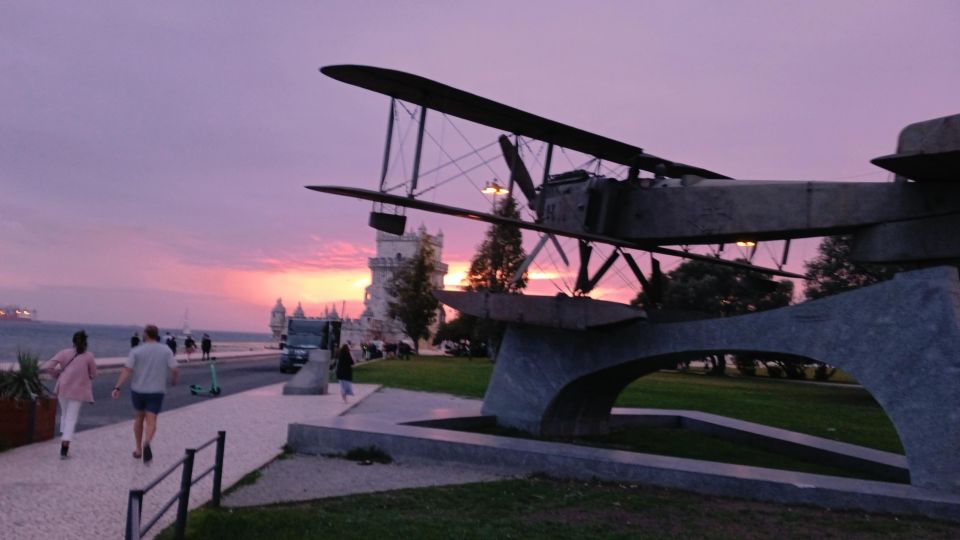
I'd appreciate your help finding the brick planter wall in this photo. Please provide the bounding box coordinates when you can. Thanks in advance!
[0,398,57,447]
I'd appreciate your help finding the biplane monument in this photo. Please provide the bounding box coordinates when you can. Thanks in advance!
[305,65,960,501]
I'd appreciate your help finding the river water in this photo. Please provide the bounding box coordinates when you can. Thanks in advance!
[0,320,272,362]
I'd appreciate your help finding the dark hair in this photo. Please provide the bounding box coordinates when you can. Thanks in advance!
[143,324,160,341]
[339,344,351,355]
[73,330,88,354]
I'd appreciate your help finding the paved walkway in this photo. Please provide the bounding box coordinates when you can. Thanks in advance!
[0,381,379,539]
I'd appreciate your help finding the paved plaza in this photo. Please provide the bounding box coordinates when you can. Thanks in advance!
[0,379,379,539]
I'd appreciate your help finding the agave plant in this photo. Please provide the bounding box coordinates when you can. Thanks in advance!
[0,351,50,401]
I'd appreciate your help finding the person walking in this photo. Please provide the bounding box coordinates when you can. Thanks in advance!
[335,344,355,403]
[165,332,178,358]
[111,324,178,462]
[184,334,196,361]
[41,330,97,459]
[201,333,212,361]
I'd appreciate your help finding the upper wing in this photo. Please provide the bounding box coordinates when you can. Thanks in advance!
[321,65,730,180]
[306,185,800,278]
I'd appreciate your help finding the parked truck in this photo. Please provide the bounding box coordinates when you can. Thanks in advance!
[279,317,341,373]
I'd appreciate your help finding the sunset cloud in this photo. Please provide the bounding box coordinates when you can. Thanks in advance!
[254,240,375,271]
[3,2,955,333]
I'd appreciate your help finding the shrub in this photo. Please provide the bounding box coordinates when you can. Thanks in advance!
[0,351,49,401]
[813,362,837,381]
[345,445,393,464]
[764,362,783,378]
[734,356,757,376]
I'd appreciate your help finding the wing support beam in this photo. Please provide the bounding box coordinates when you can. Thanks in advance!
[379,98,395,191]
[510,234,551,286]
[573,242,621,295]
[408,106,428,197]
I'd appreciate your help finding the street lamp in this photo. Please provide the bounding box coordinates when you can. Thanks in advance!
[482,180,510,195]
[482,180,510,210]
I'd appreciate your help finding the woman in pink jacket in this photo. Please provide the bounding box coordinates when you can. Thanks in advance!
[42,330,97,459]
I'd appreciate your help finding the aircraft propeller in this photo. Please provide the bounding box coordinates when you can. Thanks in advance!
[497,134,571,272]
[497,135,538,205]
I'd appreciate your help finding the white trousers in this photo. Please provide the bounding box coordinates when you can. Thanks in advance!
[57,397,83,442]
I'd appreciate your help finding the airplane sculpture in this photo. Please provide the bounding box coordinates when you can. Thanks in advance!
[307,67,960,497]
[309,65,960,297]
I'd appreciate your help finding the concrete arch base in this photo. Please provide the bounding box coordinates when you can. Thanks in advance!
[481,266,960,494]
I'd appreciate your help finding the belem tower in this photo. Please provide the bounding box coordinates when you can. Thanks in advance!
[269,225,448,346]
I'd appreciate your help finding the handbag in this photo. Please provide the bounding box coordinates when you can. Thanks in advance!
[41,353,79,397]
[54,353,80,378]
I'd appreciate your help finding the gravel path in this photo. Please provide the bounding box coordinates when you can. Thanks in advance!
[223,388,514,507]
[223,455,512,507]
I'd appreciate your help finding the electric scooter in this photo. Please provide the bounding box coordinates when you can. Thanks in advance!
[190,358,222,396]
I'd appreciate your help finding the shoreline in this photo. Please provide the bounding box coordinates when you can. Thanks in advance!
[0,342,277,369]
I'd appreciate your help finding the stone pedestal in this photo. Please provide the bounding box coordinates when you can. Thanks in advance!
[283,349,330,395]
[468,267,960,494]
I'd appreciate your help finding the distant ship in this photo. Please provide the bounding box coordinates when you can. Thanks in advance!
[0,305,35,321]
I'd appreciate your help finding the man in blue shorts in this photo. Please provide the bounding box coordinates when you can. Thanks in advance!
[111,324,179,462]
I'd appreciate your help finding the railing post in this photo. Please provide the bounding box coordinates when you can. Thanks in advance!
[173,449,196,540]
[125,489,143,540]
[212,430,226,507]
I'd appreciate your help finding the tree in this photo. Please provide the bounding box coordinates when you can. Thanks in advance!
[632,258,794,375]
[463,196,528,360]
[386,235,440,354]
[804,235,902,300]
[636,259,794,317]
[432,314,475,345]
[465,196,528,293]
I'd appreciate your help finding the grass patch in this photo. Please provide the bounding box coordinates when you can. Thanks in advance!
[157,476,959,539]
[466,423,897,482]
[358,356,492,397]
[356,357,902,453]
[616,372,901,453]
[223,470,261,496]
[278,443,295,460]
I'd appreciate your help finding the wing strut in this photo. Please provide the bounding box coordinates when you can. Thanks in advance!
[378,98,395,191]
[369,97,407,235]
[510,234,551,286]
[586,249,621,294]
[408,106,428,197]
[779,239,792,269]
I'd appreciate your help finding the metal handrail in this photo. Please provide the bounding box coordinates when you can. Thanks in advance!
[125,431,226,540]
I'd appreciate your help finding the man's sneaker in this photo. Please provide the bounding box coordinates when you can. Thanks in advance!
[60,443,69,459]
[143,444,153,462]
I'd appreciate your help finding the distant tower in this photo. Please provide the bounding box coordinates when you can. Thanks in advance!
[269,298,286,340]
[361,226,448,340]
[293,302,305,318]
[181,309,192,337]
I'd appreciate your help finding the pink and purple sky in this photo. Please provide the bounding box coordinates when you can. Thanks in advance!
[2,1,959,332]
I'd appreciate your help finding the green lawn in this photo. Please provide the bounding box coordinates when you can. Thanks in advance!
[158,477,959,540]
[356,357,902,453]
[467,423,897,482]
[153,356,939,539]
